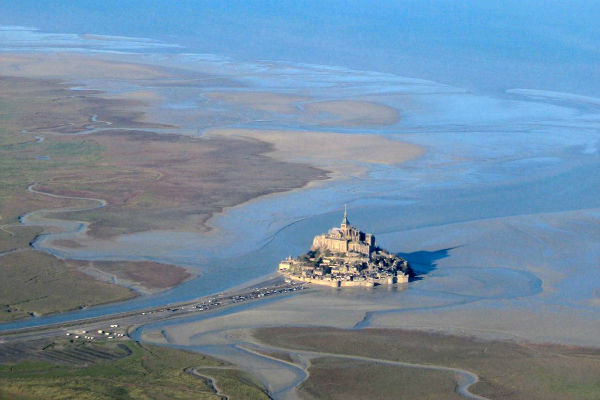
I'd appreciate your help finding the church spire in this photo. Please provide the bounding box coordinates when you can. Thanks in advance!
[341,204,350,226]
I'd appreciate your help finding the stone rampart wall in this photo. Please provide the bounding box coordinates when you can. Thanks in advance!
[282,273,408,288]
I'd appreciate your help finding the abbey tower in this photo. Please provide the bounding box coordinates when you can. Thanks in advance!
[311,206,375,256]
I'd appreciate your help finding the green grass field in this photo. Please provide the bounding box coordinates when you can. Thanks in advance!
[0,185,138,322]
[0,226,42,253]
[0,340,270,400]
[300,357,462,400]
[0,250,136,322]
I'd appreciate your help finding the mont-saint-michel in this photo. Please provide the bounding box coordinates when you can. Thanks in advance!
[279,208,413,287]
[2,3,600,400]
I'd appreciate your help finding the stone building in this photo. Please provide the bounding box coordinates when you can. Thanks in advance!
[311,206,375,256]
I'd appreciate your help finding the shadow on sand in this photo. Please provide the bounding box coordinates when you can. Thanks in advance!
[397,247,457,281]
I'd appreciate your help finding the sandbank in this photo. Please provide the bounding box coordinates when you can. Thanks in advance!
[304,100,401,127]
[204,91,308,113]
[107,90,163,102]
[0,53,169,80]
[207,128,424,179]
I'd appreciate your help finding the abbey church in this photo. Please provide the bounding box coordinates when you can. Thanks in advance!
[311,207,375,256]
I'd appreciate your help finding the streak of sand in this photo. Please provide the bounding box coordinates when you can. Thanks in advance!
[369,306,600,347]
[204,91,308,113]
[304,100,401,127]
[203,93,401,127]
[108,90,163,102]
[0,53,168,80]
[207,128,424,178]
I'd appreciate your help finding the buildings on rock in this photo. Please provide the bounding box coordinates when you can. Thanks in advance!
[279,207,412,288]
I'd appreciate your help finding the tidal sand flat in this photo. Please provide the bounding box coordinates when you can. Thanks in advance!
[205,91,401,126]
[208,128,424,178]
[367,207,600,344]
[181,77,599,352]
[137,269,599,399]
[2,42,599,337]
[0,53,169,80]
[1,47,428,325]
[303,100,401,127]
[1,2,600,399]
[204,91,309,114]
[0,0,600,399]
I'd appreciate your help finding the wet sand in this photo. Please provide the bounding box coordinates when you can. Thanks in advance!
[0,53,169,80]
[135,204,600,397]
[204,91,308,113]
[0,13,599,400]
[1,37,599,358]
[204,92,401,127]
[304,100,400,127]
[207,128,424,178]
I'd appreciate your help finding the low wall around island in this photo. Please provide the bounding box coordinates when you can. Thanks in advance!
[282,274,408,288]
[283,276,345,288]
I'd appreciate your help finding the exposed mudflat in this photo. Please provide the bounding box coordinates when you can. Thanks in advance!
[1,9,599,399]
[1,21,599,354]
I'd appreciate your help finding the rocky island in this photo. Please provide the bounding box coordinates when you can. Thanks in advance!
[279,208,413,287]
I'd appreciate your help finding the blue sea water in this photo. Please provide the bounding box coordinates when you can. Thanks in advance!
[1,0,599,95]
